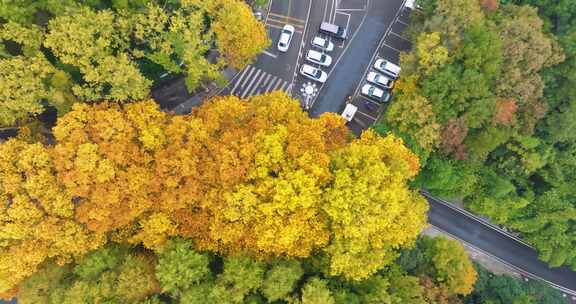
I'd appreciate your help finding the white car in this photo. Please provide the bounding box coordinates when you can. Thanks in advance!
[311,36,334,52]
[374,59,401,79]
[361,84,391,102]
[305,50,332,67]
[367,71,394,89]
[277,25,295,52]
[341,103,358,122]
[300,64,327,83]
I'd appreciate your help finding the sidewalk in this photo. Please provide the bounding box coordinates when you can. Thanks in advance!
[152,67,239,115]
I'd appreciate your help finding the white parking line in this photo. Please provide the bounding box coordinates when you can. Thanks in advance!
[289,0,312,95]
[262,50,278,58]
[230,66,253,95]
[389,31,411,43]
[240,69,262,98]
[356,110,377,121]
[396,18,409,26]
[382,42,403,54]
[265,22,303,34]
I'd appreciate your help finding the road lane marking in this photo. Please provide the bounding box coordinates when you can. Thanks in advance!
[267,12,306,25]
[239,69,262,98]
[262,50,278,58]
[238,66,256,89]
[265,21,304,34]
[230,66,253,95]
[289,0,312,95]
[396,18,409,26]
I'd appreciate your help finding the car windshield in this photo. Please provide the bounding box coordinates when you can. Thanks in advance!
[314,70,322,78]
[320,54,326,62]
[282,29,291,35]
[368,87,375,95]
[280,42,286,47]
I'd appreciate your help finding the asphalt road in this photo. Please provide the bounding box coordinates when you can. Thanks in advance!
[426,194,576,296]
[309,0,404,117]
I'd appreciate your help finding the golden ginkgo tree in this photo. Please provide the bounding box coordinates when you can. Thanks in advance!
[0,92,428,294]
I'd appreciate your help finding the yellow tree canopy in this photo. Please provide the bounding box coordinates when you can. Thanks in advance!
[0,92,428,292]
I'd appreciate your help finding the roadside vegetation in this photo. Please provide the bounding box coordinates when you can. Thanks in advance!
[0,0,270,127]
[378,0,576,271]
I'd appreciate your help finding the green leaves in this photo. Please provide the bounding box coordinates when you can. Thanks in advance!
[156,239,211,296]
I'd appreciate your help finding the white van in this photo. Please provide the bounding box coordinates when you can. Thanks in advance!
[320,22,347,40]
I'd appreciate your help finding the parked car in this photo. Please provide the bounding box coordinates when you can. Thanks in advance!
[361,84,391,102]
[300,64,328,83]
[341,103,358,122]
[277,25,295,52]
[311,36,335,52]
[367,71,394,89]
[320,22,347,40]
[374,59,401,79]
[306,50,332,67]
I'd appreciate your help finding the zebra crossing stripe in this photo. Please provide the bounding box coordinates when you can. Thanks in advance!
[264,76,278,93]
[231,65,253,95]
[240,69,263,98]
[255,74,272,96]
[244,71,268,98]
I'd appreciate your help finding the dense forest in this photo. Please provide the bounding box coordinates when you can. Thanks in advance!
[0,0,572,303]
[379,0,576,270]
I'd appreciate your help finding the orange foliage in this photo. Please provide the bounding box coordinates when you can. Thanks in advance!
[479,0,499,12]
[492,98,518,126]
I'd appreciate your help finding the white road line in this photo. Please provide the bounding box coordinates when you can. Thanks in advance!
[389,31,411,42]
[336,8,366,11]
[262,50,278,58]
[286,83,293,93]
[266,22,304,34]
[289,0,312,95]
[239,69,262,98]
[238,66,256,89]
[382,42,403,54]
[265,76,278,92]
[323,0,329,22]
[260,73,272,91]
[267,13,307,25]
[246,71,268,97]
[272,78,285,91]
[230,66,253,95]
[279,81,289,91]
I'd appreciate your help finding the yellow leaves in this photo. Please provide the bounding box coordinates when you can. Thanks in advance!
[130,213,177,251]
[321,131,428,280]
[211,0,271,69]
[416,32,449,75]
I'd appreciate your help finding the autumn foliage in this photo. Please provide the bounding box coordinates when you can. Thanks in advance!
[0,92,428,292]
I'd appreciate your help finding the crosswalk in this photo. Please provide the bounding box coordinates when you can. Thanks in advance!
[230,65,292,98]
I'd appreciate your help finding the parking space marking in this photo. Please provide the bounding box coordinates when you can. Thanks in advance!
[262,50,278,58]
[289,0,312,94]
[355,110,378,121]
[382,43,402,54]
[396,18,409,26]
[389,31,411,43]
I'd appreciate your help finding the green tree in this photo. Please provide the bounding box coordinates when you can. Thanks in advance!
[301,278,335,304]
[261,260,304,302]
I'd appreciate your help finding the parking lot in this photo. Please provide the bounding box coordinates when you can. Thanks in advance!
[347,6,413,135]
[291,0,368,109]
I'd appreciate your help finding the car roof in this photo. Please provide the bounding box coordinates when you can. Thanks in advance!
[380,59,400,73]
[283,24,295,32]
[302,64,317,74]
[312,36,326,44]
[307,49,322,58]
